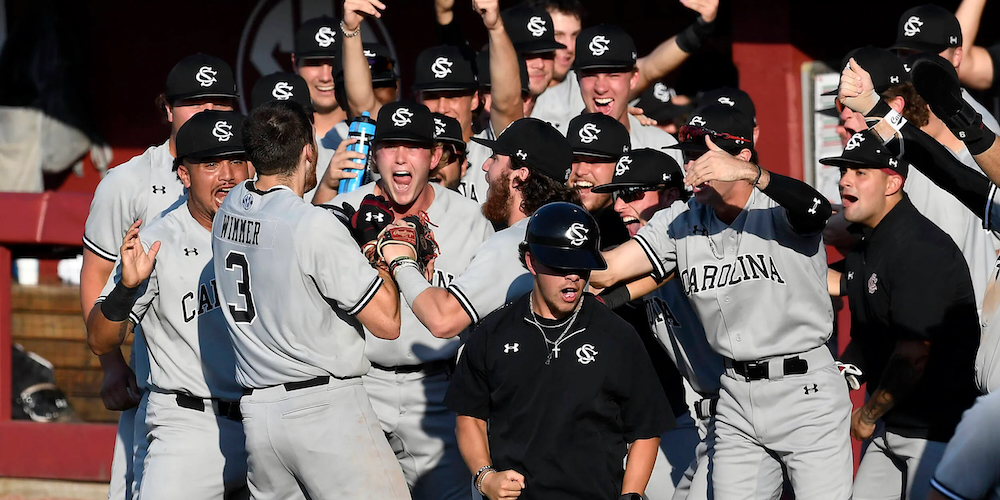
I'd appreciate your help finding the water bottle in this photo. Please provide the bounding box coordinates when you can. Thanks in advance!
[339,111,377,193]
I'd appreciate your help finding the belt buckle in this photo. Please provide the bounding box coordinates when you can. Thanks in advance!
[743,360,766,382]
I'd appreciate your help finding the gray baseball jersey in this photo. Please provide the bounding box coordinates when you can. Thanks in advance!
[460,128,493,204]
[635,188,833,360]
[931,391,1000,500]
[96,206,241,401]
[976,185,1000,394]
[447,217,533,325]
[965,88,1000,135]
[332,183,494,366]
[530,70,585,135]
[212,180,382,388]
[643,276,724,396]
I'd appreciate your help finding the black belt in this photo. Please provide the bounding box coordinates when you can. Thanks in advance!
[175,393,242,421]
[730,356,808,381]
[370,359,453,374]
[242,375,331,396]
[694,397,718,419]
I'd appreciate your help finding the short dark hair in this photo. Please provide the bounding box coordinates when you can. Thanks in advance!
[511,158,582,216]
[523,0,586,20]
[243,100,315,177]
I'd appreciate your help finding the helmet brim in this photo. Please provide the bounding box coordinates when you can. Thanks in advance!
[528,244,607,271]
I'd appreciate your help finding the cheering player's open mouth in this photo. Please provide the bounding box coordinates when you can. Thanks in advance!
[214,186,232,208]
[593,97,614,115]
[391,170,413,192]
[560,285,580,303]
[621,215,641,236]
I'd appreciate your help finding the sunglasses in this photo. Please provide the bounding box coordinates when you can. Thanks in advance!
[612,186,659,203]
[677,125,751,145]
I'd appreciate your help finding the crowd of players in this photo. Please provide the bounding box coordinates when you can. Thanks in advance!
[77,0,1000,499]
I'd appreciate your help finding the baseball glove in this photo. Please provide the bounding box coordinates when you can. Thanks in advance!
[375,212,440,273]
[350,194,395,263]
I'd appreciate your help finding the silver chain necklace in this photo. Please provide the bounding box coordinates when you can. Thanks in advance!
[528,294,583,365]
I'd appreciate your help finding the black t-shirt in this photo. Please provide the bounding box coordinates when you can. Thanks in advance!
[445,293,674,500]
[844,196,981,441]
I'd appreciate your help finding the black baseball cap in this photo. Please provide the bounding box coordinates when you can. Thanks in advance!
[819,130,909,178]
[502,6,565,55]
[294,16,340,60]
[173,110,245,169]
[889,4,962,54]
[164,54,238,103]
[364,43,397,86]
[666,103,755,154]
[471,117,573,183]
[592,148,684,194]
[574,24,637,72]
[822,46,909,97]
[250,72,312,111]
[476,48,530,95]
[432,113,466,153]
[374,101,435,146]
[635,83,695,124]
[700,87,756,121]
[412,45,477,93]
[566,113,630,161]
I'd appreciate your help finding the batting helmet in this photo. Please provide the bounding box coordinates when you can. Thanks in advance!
[522,202,607,271]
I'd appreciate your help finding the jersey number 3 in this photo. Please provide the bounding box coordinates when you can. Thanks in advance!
[224,251,256,323]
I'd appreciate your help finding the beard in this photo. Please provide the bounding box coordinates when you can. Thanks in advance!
[482,170,512,226]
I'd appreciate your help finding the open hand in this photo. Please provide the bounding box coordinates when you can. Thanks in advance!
[120,220,159,288]
[684,136,756,187]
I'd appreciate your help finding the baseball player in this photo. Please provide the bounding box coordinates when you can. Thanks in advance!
[87,110,251,500]
[212,100,408,500]
[928,391,1000,500]
[821,130,980,500]
[80,53,238,500]
[249,72,313,113]
[593,148,726,500]
[328,100,493,499]
[632,83,696,135]
[444,202,674,500]
[430,113,469,191]
[572,25,683,165]
[590,103,852,499]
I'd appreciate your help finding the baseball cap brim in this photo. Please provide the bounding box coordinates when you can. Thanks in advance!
[821,88,839,97]
[528,244,607,271]
[889,40,950,54]
[375,133,435,147]
[411,81,478,92]
[816,107,840,118]
[514,39,566,55]
[167,91,239,103]
[470,136,515,157]
[173,149,246,171]
[438,136,467,151]
[295,52,338,60]
[572,151,619,162]
[575,61,636,72]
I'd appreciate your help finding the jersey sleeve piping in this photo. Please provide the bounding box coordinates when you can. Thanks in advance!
[929,478,972,500]
[985,183,997,231]
[346,275,383,316]
[83,235,118,261]
[446,285,479,325]
[633,234,667,280]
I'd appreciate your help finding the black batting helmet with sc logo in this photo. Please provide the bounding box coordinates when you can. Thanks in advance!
[521,202,607,271]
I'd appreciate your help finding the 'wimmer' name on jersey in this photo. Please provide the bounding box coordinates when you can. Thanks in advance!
[219,214,262,246]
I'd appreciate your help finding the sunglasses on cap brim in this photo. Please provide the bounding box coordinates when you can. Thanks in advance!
[611,185,661,203]
[677,125,751,145]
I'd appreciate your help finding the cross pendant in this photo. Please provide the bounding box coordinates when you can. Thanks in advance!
[552,346,560,358]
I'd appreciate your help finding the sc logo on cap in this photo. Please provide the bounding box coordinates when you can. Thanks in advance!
[315,26,336,47]
[196,66,218,87]
[431,57,453,79]
[578,123,601,144]
[434,118,446,137]
[391,107,414,127]
[526,16,547,37]
[653,83,675,103]
[845,133,865,151]
[271,82,294,100]
[689,115,706,127]
[615,156,632,176]
[566,222,589,247]
[589,35,611,56]
[903,16,923,37]
[213,121,233,142]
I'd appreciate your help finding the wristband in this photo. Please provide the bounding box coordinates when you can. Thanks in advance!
[100,281,139,322]
[752,164,762,187]
[394,265,432,309]
[476,469,497,495]
[388,255,417,275]
[596,283,631,310]
[883,109,908,134]
[340,21,361,38]
[473,465,494,489]
[676,17,715,53]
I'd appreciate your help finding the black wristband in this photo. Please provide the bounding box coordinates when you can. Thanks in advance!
[676,17,715,54]
[597,282,632,310]
[101,281,139,322]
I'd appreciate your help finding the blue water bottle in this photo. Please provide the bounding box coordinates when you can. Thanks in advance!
[339,111,377,193]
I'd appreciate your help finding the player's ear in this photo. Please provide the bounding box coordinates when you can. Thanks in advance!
[430,144,444,169]
[888,95,905,114]
[628,69,640,90]
[884,173,904,197]
[737,148,753,162]
[176,162,193,189]
[470,90,480,114]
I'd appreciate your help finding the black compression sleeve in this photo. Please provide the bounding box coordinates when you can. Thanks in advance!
[760,171,832,233]
[899,122,993,218]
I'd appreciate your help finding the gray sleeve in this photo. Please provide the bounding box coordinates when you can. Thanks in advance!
[931,392,1000,500]
[94,252,157,325]
[84,164,147,261]
[633,207,680,281]
[296,209,382,315]
[447,234,528,324]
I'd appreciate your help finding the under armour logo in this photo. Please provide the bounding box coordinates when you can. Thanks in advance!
[889,75,900,84]
[365,211,385,223]
[903,16,923,37]
[183,247,198,256]
[526,16,547,37]
[504,343,519,353]
[589,35,611,56]
[663,173,672,182]
[803,384,819,395]
[434,118,446,137]
[431,57,453,79]
[847,271,854,280]
[868,273,878,294]
[845,132,865,151]
[516,149,527,161]
[565,222,589,247]
[241,193,254,210]
[807,198,821,215]
[903,63,911,73]
[888,157,898,168]
[391,108,413,127]
[314,26,336,47]
[152,185,166,194]
[195,66,217,87]
[578,123,601,144]
[950,35,958,45]
[653,83,674,103]
[692,225,708,236]
[615,156,632,176]
[717,97,736,106]
[576,343,598,364]
[689,115,706,127]
[271,82,294,100]
[213,121,233,142]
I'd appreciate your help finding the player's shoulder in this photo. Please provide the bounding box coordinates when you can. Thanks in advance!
[429,184,490,222]
[478,293,529,331]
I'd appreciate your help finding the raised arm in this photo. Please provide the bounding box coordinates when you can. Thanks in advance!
[477,0,524,134]
[342,0,385,118]
[631,0,718,99]
[955,0,995,90]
